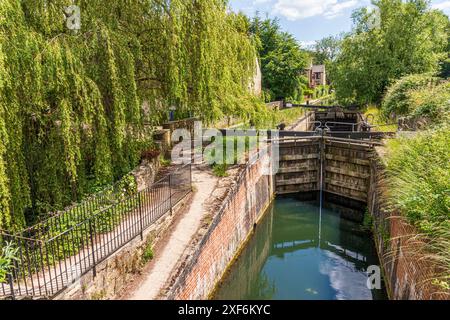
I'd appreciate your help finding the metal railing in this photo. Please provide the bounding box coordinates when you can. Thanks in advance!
[0,164,192,299]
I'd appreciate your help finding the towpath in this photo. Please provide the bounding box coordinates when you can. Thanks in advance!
[126,166,218,300]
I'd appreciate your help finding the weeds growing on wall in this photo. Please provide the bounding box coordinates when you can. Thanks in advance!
[384,125,450,289]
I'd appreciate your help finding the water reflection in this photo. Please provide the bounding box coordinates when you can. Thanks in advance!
[214,197,387,300]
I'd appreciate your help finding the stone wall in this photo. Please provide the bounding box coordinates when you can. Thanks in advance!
[368,153,449,300]
[131,156,161,192]
[250,57,262,97]
[163,118,198,137]
[164,150,275,300]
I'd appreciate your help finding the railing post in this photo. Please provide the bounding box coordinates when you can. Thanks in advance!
[88,219,96,278]
[169,174,173,214]
[138,193,144,241]
[7,273,15,300]
[189,163,193,191]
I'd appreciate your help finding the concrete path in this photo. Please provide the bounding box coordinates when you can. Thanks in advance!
[128,166,218,300]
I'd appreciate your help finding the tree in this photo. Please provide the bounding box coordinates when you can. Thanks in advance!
[251,16,309,101]
[439,21,450,78]
[311,34,343,85]
[312,35,342,64]
[0,0,264,230]
[332,0,449,105]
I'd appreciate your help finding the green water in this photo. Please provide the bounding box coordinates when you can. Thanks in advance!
[214,197,388,300]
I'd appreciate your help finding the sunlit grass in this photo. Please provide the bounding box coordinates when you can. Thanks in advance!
[272,107,305,128]
[364,105,398,132]
[383,126,450,290]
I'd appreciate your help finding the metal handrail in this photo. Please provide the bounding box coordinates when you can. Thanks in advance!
[1,164,193,299]
[325,121,358,132]
[324,121,374,132]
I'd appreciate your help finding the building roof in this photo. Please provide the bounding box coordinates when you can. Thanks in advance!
[312,65,325,73]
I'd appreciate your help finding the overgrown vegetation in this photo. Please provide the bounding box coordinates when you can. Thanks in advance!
[142,243,154,264]
[250,16,310,102]
[0,0,265,231]
[0,242,18,283]
[332,0,449,105]
[380,74,450,125]
[272,108,305,128]
[381,74,440,118]
[212,164,229,178]
[383,126,450,289]
[364,106,398,132]
[405,81,450,123]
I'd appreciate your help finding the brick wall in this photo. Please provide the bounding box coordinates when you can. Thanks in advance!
[165,151,274,300]
[368,154,449,300]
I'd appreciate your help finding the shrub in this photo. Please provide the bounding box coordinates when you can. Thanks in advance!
[381,74,440,118]
[407,81,450,123]
[142,244,154,264]
[212,164,229,178]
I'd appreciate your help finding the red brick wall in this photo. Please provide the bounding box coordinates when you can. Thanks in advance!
[368,157,449,300]
[167,151,274,300]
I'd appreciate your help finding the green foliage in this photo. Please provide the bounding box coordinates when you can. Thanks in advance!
[381,73,450,124]
[384,126,450,289]
[313,85,331,99]
[364,105,398,132]
[0,242,19,283]
[0,0,263,230]
[212,164,229,178]
[311,35,342,84]
[362,209,374,232]
[160,157,171,167]
[439,21,450,78]
[272,107,305,127]
[250,16,310,101]
[381,73,440,118]
[384,127,449,234]
[333,0,449,105]
[407,81,450,122]
[16,172,140,266]
[142,244,154,264]
[312,35,341,65]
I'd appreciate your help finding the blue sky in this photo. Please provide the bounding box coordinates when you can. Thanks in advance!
[229,0,450,47]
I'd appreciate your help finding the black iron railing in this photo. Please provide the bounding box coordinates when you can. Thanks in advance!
[0,164,192,299]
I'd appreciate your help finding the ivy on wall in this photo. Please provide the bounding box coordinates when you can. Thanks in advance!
[0,0,264,230]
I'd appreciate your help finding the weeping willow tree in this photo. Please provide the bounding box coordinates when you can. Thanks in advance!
[0,0,264,230]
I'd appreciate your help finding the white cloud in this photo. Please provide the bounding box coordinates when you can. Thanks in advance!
[300,40,317,48]
[253,0,272,4]
[432,0,450,11]
[273,0,362,20]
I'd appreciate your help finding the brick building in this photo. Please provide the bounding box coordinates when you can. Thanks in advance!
[305,64,326,87]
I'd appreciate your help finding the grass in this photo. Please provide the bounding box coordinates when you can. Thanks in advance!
[383,125,449,290]
[212,164,229,177]
[273,107,305,128]
[364,106,398,132]
[205,135,259,177]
